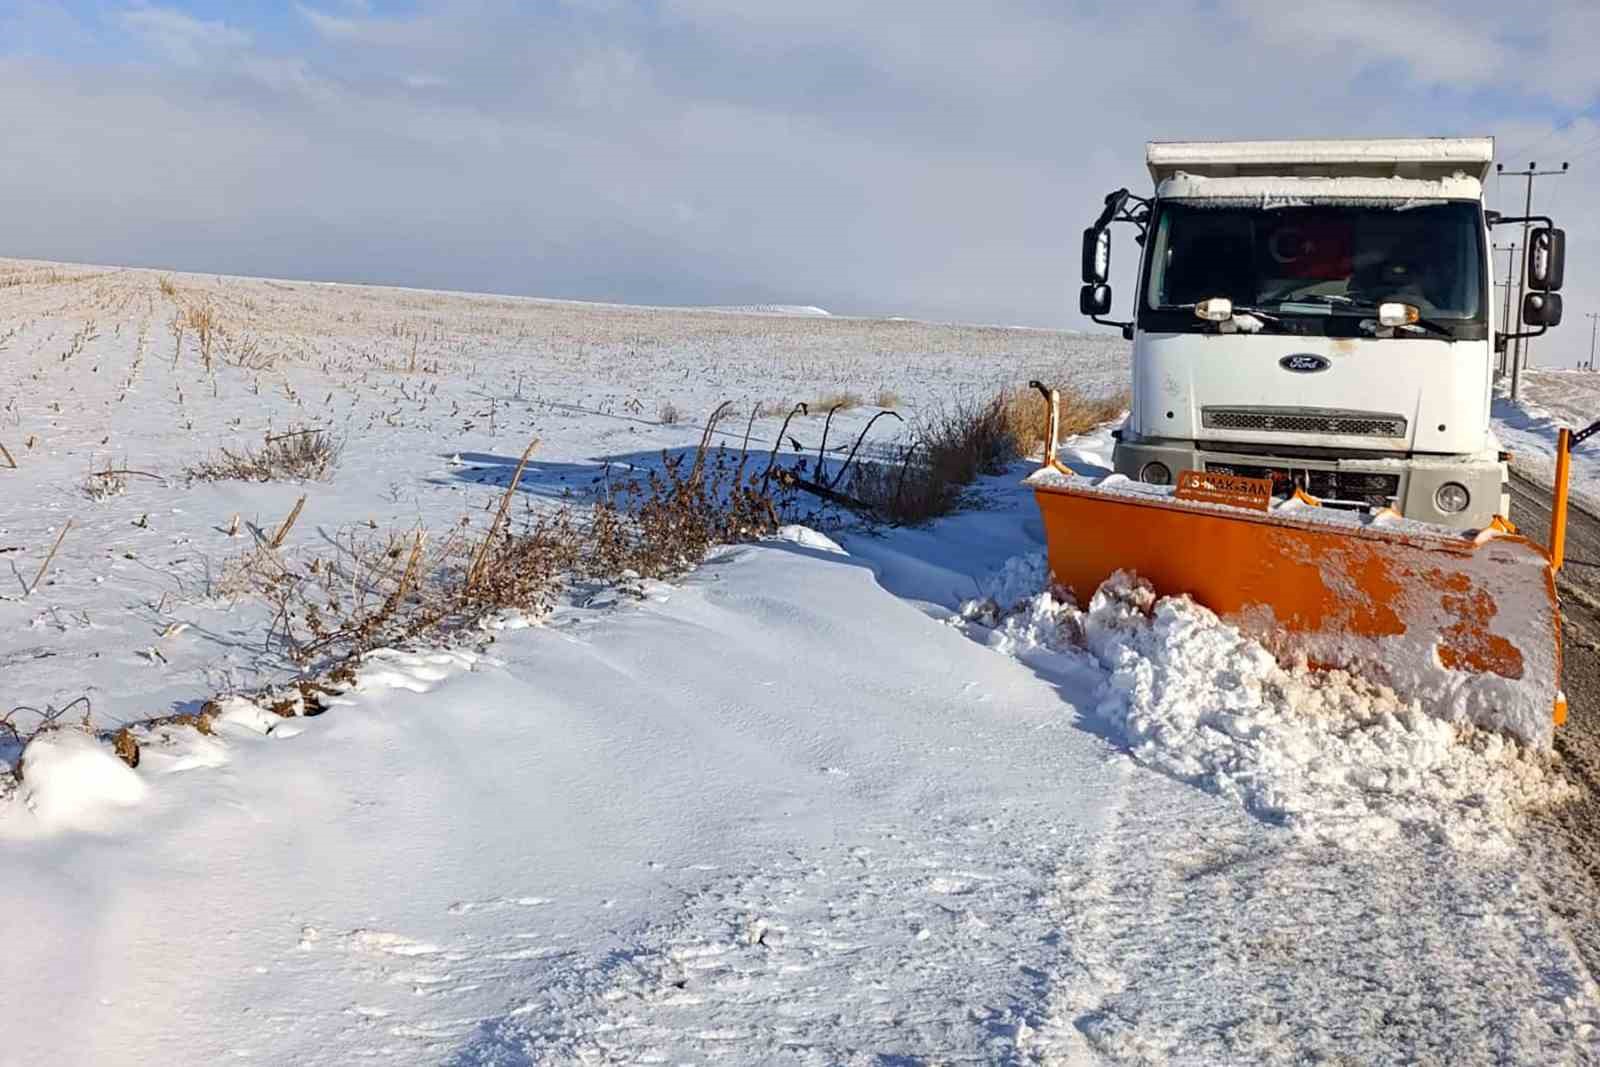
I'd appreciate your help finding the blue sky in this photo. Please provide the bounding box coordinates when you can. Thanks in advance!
[2,1,1598,363]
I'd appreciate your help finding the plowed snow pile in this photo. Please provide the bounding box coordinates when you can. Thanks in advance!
[958,554,1572,851]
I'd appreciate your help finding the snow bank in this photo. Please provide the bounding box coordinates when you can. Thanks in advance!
[1025,469,1562,748]
[1492,372,1600,514]
[695,304,832,317]
[17,730,146,831]
[774,524,847,555]
[960,557,1572,850]
[211,695,284,735]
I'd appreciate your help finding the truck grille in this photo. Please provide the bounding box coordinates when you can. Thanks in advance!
[1202,406,1407,439]
[1204,462,1400,508]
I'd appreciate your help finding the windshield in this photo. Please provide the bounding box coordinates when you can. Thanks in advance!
[1144,201,1484,322]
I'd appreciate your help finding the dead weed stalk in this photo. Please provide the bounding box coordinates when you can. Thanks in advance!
[845,383,1123,526]
[189,427,342,482]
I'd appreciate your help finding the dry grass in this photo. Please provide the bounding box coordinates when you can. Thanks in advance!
[226,333,276,371]
[844,383,1125,526]
[27,519,73,597]
[809,390,863,413]
[999,384,1128,458]
[584,444,780,582]
[216,431,782,677]
[189,427,342,482]
[183,303,215,335]
[873,387,901,409]
[157,275,178,298]
[846,394,1013,525]
[657,400,682,425]
[82,468,128,501]
[183,303,217,370]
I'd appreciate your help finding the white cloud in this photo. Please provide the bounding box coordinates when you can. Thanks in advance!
[1226,0,1506,85]
[1,1,1596,363]
[297,5,361,40]
[1226,0,1600,106]
[120,5,250,66]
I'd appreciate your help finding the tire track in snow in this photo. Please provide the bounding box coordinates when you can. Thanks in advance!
[1031,771,1600,1064]
[456,806,1095,1064]
[1509,469,1600,987]
[1038,754,1142,1062]
[950,551,1600,1062]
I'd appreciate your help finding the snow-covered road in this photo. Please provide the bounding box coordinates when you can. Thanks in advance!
[1495,368,1600,507]
[7,479,1597,1064]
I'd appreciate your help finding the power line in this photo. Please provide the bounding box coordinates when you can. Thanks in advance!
[1500,128,1567,163]
[1500,113,1598,165]
[1555,130,1600,168]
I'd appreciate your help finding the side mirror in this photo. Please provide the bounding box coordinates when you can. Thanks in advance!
[1081,227,1111,285]
[1528,227,1566,291]
[1523,291,1563,327]
[1079,284,1112,317]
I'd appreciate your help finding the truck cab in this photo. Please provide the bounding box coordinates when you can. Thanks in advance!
[1080,138,1567,529]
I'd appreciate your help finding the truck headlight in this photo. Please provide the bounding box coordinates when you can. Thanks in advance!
[1140,462,1172,486]
[1435,482,1470,514]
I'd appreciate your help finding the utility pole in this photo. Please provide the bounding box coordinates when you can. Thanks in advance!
[1498,161,1569,400]
[1588,311,1599,372]
[1493,242,1518,375]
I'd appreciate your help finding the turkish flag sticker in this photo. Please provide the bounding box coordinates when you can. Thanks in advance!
[1266,218,1353,280]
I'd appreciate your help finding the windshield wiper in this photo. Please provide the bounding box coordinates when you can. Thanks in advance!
[1264,293,1358,312]
[1154,302,1284,324]
[1270,294,1455,338]
[1391,317,1454,339]
[1344,302,1455,338]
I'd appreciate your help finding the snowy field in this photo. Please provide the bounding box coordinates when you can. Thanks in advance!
[3,259,1599,1064]
[1495,366,1600,506]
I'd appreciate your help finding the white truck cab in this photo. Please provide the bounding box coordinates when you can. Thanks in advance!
[1080,138,1568,529]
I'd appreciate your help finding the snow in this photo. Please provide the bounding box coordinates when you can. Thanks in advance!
[14,729,147,832]
[2,259,1597,1064]
[693,304,833,317]
[773,523,847,554]
[1157,171,1484,204]
[1026,463,1398,530]
[959,562,1572,852]
[1494,368,1600,510]
[1026,465,1562,748]
[210,694,286,735]
[1147,137,1495,182]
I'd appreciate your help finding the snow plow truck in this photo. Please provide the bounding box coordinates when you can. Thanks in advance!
[1031,137,1573,746]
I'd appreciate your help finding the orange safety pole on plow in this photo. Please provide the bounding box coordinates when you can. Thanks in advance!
[1551,427,1572,571]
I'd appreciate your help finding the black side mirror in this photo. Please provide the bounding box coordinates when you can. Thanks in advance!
[1528,227,1566,291]
[1081,227,1111,285]
[1523,291,1563,327]
[1080,284,1112,317]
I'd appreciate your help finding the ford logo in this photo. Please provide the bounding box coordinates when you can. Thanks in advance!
[1279,354,1331,373]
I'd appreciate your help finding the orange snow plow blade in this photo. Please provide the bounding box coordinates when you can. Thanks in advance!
[1027,464,1565,748]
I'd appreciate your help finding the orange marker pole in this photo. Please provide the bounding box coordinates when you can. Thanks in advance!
[1551,427,1572,572]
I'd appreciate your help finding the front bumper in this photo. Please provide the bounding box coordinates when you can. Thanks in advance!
[1111,438,1508,530]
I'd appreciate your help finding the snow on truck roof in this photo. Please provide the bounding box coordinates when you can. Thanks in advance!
[1146,137,1495,184]
[1155,172,1485,203]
